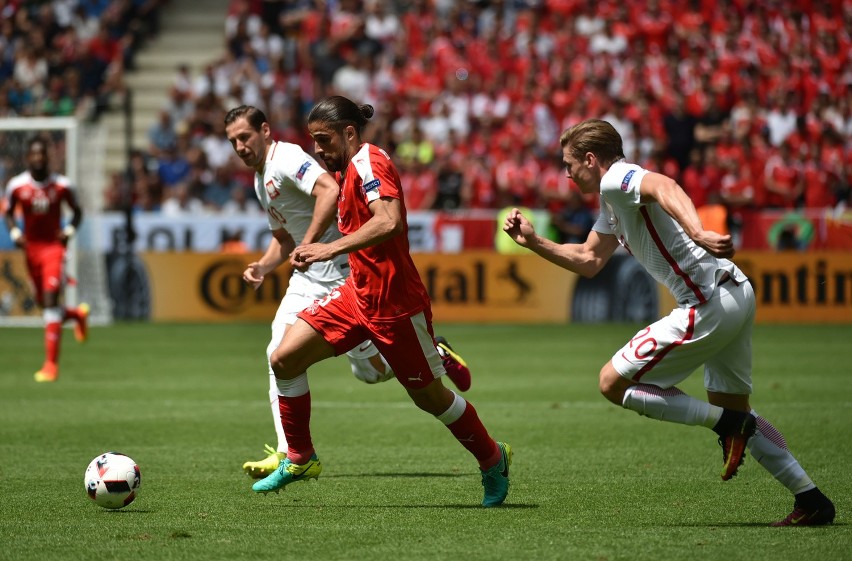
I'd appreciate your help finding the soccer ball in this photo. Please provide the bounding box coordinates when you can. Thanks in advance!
[84,452,141,509]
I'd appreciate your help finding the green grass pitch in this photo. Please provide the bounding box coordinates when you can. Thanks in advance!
[0,322,849,561]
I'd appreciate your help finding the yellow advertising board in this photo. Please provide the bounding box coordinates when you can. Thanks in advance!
[411,252,579,322]
[734,251,852,323]
[4,250,850,324]
[142,252,293,321]
[139,251,852,324]
[139,251,579,323]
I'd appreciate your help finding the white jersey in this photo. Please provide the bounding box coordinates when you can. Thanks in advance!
[255,140,349,283]
[592,161,746,307]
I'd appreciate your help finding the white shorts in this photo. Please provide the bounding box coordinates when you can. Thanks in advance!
[266,271,377,364]
[611,279,756,394]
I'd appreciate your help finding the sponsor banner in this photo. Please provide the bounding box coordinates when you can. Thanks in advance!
[412,252,578,322]
[139,251,579,323]
[138,251,852,324]
[6,248,846,323]
[734,251,852,323]
[142,252,292,321]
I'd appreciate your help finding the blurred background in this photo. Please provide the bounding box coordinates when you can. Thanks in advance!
[0,0,850,325]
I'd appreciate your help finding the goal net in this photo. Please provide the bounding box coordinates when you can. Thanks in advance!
[0,117,112,326]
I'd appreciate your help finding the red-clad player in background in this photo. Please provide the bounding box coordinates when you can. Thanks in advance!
[4,136,89,382]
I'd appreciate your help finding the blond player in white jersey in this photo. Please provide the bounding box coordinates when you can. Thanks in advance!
[503,119,834,527]
[224,105,471,478]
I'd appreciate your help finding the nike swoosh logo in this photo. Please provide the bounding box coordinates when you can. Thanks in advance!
[358,344,371,352]
[500,449,509,478]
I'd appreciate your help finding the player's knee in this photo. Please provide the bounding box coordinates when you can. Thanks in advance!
[598,363,626,405]
[269,347,301,380]
[407,381,451,416]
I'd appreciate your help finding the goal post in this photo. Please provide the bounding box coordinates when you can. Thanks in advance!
[0,117,112,327]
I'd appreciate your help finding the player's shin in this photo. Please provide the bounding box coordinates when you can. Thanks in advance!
[622,384,722,428]
[43,307,63,366]
[269,374,288,452]
[275,373,314,463]
[747,411,814,494]
[437,391,500,469]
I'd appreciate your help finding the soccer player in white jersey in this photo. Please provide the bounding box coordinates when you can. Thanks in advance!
[224,105,471,478]
[503,119,835,526]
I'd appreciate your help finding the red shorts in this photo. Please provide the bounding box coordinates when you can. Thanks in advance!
[297,283,444,389]
[25,243,66,304]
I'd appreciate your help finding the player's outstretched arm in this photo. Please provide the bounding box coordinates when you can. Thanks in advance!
[294,196,403,265]
[59,189,84,245]
[291,173,340,271]
[4,192,25,248]
[503,207,618,278]
[244,230,294,289]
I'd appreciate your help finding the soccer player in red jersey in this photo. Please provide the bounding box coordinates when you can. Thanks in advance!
[4,136,89,382]
[250,96,511,507]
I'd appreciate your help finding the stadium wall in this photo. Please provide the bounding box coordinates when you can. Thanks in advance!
[16,250,839,324]
[2,249,850,323]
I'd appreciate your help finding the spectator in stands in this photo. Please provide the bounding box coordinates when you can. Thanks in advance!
[550,188,596,244]
[147,110,178,158]
[161,181,205,216]
[16,0,850,223]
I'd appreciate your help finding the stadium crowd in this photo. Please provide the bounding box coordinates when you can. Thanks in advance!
[3,0,852,238]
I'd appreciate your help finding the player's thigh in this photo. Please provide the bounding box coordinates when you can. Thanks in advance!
[371,311,444,389]
[297,283,371,355]
[269,274,348,356]
[704,282,756,395]
[611,306,726,388]
[271,317,336,377]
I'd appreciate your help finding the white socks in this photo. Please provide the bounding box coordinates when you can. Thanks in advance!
[747,411,815,495]
[622,385,817,495]
[436,391,466,425]
[622,384,722,429]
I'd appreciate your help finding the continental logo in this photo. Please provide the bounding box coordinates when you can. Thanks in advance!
[421,259,532,304]
[738,257,852,307]
[199,259,287,313]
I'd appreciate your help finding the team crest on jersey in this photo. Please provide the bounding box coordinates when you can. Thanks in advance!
[364,179,381,193]
[296,161,311,179]
[265,180,279,200]
[620,170,635,191]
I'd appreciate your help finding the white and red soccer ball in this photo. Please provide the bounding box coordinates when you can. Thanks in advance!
[84,452,141,509]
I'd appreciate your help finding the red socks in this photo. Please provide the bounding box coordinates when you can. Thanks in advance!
[446,401,501,470]
[278,393,315,464]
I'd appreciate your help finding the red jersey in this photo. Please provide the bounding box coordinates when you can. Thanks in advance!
[5,171,75,243]
[336,143,430,321]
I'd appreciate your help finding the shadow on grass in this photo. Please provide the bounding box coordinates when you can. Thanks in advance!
[325,472,468,479]
[272,502,538,509]
[669,522,845,528]
[96,509,155,514]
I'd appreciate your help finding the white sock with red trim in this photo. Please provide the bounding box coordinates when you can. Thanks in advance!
[747,410,815,494]
[622,384,722,428]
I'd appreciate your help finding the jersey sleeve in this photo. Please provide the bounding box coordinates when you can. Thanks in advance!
[353,145,400,204]
[271,144,324,196]
[599,162,648,211]
[591,195,612,234]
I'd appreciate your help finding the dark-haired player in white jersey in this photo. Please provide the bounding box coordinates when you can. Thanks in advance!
[503,119,834,526]
[224,105,472,479]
